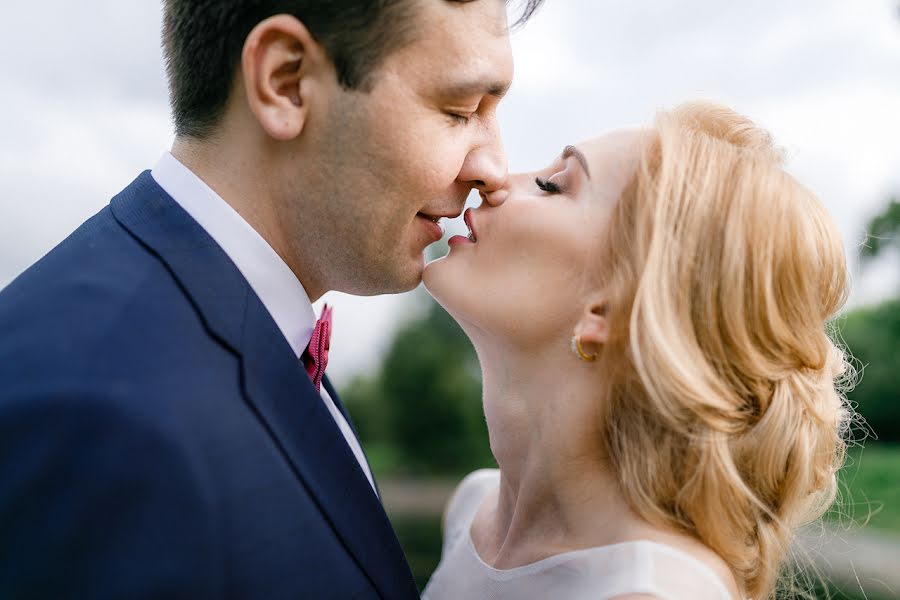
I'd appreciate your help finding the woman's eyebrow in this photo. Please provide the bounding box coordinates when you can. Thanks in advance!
[562,145,591,178]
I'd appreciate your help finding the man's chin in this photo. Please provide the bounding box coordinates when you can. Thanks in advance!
[330,254,423,297]
[374,257,426,296]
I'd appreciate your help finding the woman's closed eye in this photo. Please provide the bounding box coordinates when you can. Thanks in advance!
[535,177,563,194]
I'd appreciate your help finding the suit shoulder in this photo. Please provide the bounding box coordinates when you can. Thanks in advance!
[0,207,214,380]
[0,205,168,321]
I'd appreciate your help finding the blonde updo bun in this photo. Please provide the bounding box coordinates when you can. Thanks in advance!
[595,102,854,599]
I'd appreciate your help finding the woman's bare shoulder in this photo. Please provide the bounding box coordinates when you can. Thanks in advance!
[619,520,741,599]
[441,468,500,535]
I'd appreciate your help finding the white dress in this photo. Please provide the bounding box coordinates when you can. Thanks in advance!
[422,469,734,600]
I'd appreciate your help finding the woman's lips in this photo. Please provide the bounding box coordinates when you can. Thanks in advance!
[448,208,479,247]
[464,209,478,242]
[448,234,474,246]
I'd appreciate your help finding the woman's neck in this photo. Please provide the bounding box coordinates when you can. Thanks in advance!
[470,341,743,599]
[472,342,640,569]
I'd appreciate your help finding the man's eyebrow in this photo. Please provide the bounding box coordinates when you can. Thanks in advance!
[439,78,512,99]
[562,145,591,178]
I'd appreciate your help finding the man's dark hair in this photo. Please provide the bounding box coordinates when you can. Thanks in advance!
[162,0,545,139]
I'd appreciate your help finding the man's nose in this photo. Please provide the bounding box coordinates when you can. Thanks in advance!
[458,123,509,206]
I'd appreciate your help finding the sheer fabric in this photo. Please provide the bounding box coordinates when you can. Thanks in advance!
[423,469,734,600]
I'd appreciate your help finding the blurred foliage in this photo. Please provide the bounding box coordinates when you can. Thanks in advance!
[860,198,900,264]
[830,445,900,532]
[840,298,900,442]
[390,515,443,592]
[343,295,493,476]
[840,198,900,442]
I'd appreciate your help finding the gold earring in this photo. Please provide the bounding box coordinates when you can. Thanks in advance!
[571,335,598,362]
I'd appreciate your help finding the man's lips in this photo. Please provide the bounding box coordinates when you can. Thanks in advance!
[416,214,443,242]
[415,209,464,242]
[417,209,463,221]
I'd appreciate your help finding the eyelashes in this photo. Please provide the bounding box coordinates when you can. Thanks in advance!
[447,113,472,125]
[535,177,563,194]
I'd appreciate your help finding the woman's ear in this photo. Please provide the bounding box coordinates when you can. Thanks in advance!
[573,299,609,356]
[240,14,327,141]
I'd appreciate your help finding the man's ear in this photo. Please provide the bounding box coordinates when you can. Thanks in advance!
[573,299,609,357]
[241,14,328,141]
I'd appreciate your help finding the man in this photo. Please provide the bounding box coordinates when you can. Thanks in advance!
[0,0,543,597]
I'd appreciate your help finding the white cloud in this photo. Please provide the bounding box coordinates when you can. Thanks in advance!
[0,89,172,287]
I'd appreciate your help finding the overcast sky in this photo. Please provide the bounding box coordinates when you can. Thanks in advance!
[1,1,898,385]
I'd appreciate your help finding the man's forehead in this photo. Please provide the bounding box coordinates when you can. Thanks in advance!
[389,1,513,94]
[427,0,511,35]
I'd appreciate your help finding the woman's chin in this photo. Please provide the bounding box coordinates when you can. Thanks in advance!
[422,256,470,317]
[422,255,451,299]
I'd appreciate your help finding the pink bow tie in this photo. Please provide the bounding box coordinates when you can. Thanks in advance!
[302,304,332,393]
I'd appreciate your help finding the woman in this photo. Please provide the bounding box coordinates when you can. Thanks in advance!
[421,102,853,599]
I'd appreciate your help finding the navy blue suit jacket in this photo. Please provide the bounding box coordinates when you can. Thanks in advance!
[0,172,419,599]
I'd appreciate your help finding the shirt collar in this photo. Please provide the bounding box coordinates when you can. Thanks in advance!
[151,152,315,358]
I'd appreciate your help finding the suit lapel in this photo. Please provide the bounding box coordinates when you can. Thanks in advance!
[242,302,416,598]
[322,376,383,498]
[110,172,419,600]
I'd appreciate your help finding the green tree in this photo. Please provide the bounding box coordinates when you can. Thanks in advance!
[841,198,900,442]
[342,296,493,476]
[841,298,900,442]
[861,198,900,264]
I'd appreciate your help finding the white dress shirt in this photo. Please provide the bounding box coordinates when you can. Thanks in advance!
[151,152,376,494]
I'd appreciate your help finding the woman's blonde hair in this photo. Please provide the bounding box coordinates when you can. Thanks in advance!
[596,102,854,599]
